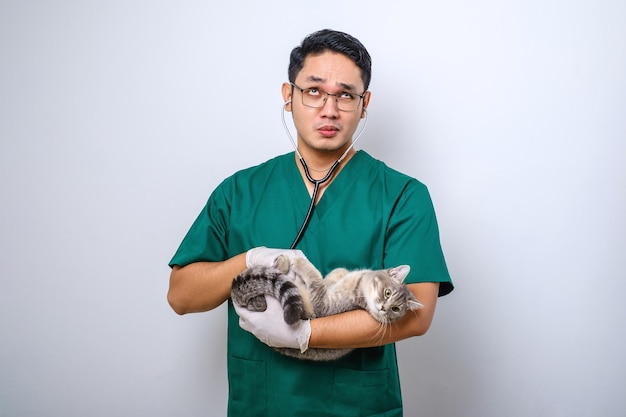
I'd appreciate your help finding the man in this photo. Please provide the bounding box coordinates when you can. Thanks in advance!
[168,29,453,416]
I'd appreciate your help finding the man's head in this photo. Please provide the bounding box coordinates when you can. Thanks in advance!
[288,29,372,92]
[282,30,372,159]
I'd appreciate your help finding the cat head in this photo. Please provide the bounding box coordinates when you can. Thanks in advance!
[368,265,423,323]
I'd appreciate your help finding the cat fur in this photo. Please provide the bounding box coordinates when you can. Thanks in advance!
[231,255,422,361]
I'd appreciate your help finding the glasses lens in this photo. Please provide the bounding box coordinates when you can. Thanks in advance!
[337,97,360,112]
[301,92,324,109]
[300,88,361,112]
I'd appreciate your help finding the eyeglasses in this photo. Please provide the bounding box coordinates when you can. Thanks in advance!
[291,83,366,112]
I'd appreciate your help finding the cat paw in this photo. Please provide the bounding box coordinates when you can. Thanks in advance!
[273,254,291,274]
[291,257,306,268]
[247,295,268,312]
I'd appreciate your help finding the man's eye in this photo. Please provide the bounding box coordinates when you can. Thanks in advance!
[306,88,321,96]
[339,92,355,100]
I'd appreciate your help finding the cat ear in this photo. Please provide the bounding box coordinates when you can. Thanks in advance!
[407,297,423,311]
[388,265,411,283]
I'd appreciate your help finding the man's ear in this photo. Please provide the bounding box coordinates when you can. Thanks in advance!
[282,82,293,112]
[361,90,371,118]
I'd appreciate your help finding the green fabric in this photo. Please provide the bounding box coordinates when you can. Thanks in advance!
[170,150,453,417]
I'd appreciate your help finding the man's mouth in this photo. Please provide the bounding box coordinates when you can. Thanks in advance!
[318,125,339,137]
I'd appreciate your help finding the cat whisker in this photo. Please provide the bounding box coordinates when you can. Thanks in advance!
[368,322,390,346]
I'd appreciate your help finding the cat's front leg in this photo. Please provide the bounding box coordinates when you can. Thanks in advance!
[285,257,317,319]
[290,257,324,287]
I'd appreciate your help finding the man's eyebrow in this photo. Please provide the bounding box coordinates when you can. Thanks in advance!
[303,76,358,92]
[304,75,326,84]
[338,82,358,92]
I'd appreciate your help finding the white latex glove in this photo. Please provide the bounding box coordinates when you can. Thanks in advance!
[245,247,305,269]
[234,296,311,353]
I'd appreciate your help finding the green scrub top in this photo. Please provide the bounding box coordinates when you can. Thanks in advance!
[170,150,453,417]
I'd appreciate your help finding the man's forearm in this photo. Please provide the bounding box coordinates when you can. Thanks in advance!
[167,253,247,315]
[308,282,440,349]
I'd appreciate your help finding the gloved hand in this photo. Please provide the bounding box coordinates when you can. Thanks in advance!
[234,296,311,353]
[245,246,306,268]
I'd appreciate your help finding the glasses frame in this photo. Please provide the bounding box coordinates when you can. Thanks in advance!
[290,82,366,112]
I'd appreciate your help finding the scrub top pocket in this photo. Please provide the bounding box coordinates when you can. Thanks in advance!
[228,356,267,417]
[332,367,402,416]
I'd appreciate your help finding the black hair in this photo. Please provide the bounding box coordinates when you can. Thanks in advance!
[288,29,372,91]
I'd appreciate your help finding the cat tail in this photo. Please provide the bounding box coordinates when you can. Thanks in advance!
[276,279,307,325]
[231,266,307,325]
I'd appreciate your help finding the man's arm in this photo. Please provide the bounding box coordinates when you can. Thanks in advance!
[167,253,247,315]
[308,282,440,348]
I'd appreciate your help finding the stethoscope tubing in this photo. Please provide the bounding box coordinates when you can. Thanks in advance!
[289,158,340,248]
[281,102,368,248]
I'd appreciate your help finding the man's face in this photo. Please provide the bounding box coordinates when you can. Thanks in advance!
[282,51,370,157]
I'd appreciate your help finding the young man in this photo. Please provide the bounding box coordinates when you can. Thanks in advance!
[168,29,453,416]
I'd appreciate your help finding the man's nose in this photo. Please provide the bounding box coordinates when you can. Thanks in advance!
[320,94,340,116]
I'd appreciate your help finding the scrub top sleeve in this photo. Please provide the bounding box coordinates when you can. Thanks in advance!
[384,180,454,296]
[168,184,230,268]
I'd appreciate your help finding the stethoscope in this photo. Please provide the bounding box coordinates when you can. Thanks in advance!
[281,100,368,248]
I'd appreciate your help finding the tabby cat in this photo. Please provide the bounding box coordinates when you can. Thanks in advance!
[231,255,422,361]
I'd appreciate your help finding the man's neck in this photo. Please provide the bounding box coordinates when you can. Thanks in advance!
[295,146,356,181]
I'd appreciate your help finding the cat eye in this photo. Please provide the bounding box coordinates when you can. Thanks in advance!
[391,306,400,313]
[384,288,392,299]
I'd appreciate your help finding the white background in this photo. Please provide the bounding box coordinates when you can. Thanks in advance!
[1,1,624,416]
